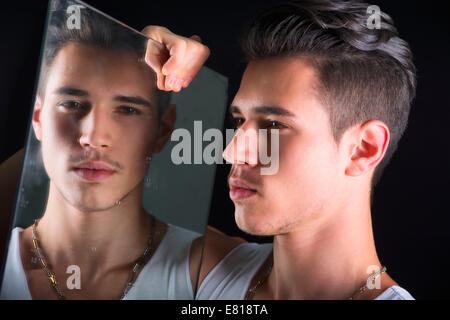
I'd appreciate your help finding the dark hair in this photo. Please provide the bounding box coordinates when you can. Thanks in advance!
[38,0,170,116]
[241,0,417,188]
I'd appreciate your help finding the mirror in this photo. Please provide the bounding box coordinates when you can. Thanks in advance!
[0,0,228,300]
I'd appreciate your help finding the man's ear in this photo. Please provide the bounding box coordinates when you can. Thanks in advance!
[31,95,43,142]
[345,120,390,177]
[152,104,176,154]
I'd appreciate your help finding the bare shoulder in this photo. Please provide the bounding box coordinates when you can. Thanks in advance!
[189,225,246,290]
[18,226,37,272]
[358,273,400,300]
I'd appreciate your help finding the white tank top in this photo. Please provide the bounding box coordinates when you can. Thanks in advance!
[195,242,415,300]
[0,224,201,300]
[196,242,273,299]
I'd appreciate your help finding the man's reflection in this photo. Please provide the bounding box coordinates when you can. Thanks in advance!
[0,4,200,300]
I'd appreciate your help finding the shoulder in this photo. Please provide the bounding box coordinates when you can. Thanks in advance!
[367,273,414,300]
[166,223,202,242]
[17,226,38,271]
[194,240,272,300]
[375,285,415,300]
[4,227,24,259]
[0,227,31,300]
[189,226,247,289]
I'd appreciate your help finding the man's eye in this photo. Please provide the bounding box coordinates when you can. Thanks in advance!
[59,101,83,110]
[265,120,287,129]
[232,117,245,128]
[118,106,140,115]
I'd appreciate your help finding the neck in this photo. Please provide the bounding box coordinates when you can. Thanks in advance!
[268,189,383,300]
[35,181,151,278]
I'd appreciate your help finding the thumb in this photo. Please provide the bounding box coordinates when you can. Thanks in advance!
[145,39,169,90]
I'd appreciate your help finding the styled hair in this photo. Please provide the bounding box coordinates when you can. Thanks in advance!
[241,0,417,187]
[38,0,169,116]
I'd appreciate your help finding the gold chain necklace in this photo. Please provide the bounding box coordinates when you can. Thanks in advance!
[245,259,273,300]
[245,259,387,300]
[348,266,387,300]
[31,216,156,300]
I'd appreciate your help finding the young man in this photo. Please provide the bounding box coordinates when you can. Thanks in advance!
[0,4,210,300]
[146,0,416,299]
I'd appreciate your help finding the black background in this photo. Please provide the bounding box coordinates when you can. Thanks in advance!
[0,0,449,299]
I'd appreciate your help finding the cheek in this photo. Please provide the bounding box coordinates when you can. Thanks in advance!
[116,121,158,170]
[277,137,339,202]
[42,111,79,147]
[40,112,77,170]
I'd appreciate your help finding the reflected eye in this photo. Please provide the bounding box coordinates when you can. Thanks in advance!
[232,117,245,128]
[118,106,140,115]
[265,120,287,129]
[59,101,84,110]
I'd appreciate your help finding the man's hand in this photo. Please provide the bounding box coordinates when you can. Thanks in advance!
[142,26,210,92]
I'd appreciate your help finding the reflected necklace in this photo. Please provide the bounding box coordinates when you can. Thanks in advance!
[245,261,387,300]
[31,216,156,300]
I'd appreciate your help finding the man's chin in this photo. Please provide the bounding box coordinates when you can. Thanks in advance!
[55,182,124,212]
[70,202,116,213]
[235,207,274,237]
[67,196,120,213]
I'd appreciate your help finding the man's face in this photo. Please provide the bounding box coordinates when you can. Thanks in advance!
[224,58,347,236]
[33,42,168,212]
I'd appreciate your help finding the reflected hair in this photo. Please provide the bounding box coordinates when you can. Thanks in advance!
[38,0,170,116]
[241,0,417,188]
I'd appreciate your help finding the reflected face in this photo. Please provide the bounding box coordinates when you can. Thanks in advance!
[224,58,345,236]
[34,42,161,211]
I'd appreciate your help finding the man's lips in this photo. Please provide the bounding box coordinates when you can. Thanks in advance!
[229,177,257,201]
[73,161,116,182]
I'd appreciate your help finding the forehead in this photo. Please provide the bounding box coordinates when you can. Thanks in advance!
[45,42,156,100]
[234,57,321,109]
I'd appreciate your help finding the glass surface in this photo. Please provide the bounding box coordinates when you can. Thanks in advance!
[0,0,228,299]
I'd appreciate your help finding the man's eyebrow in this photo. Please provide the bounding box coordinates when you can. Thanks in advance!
[230,105,296,117]
[114,95,153,108]
[53,87,154,108]
[229,106,243,114]
[53,86,89,97]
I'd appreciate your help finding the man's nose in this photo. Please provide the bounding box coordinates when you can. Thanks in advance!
[78,108,113,150]
[223,125,259,166]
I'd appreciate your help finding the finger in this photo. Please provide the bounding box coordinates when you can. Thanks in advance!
[145,41,165,90]
[142,26,209,91]
[144,39,167,72]
[142,25,184,54]
[141,25,172,43]
[156,73,166,91]
[167,74,187,92]
[165,74,178,92]
[145,38,172,91]
[182,77,193,88]
[161,40,187,76]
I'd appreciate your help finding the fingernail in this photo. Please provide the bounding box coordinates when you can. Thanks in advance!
[168,78,175,89]
[175,79,182,91]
